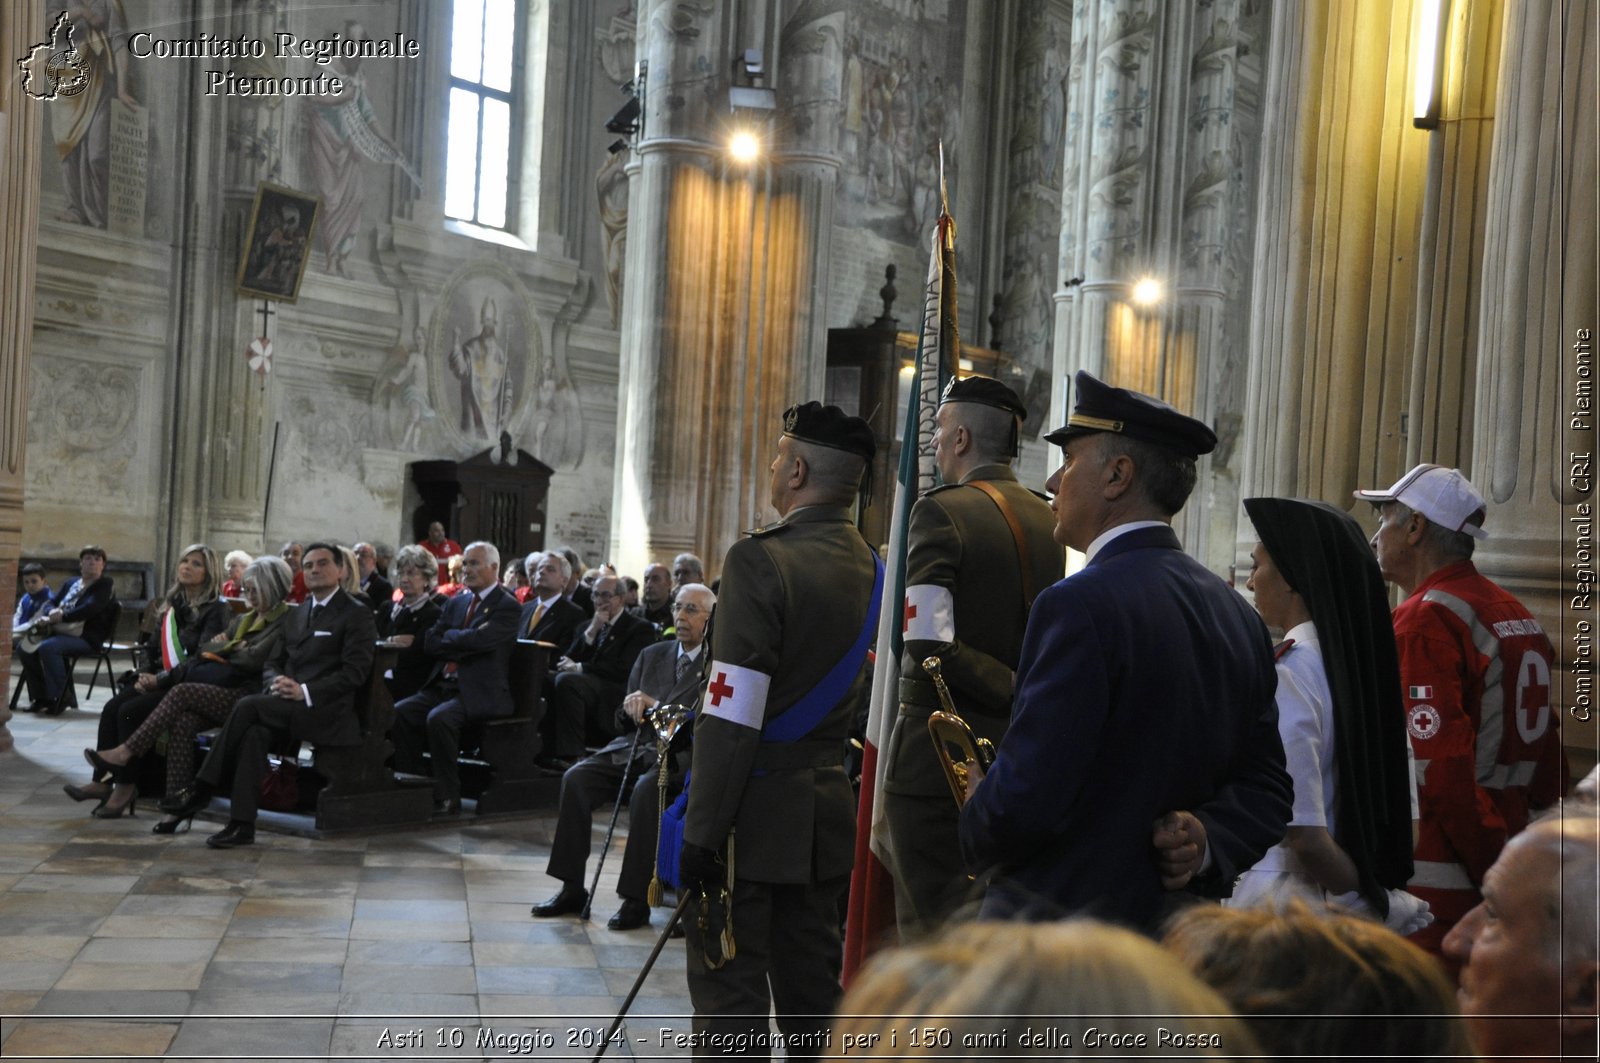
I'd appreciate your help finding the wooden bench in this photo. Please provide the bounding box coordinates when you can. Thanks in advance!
[459,639,552,815]
[304,643,436,830]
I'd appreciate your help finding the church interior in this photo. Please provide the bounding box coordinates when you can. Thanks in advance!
[0,0,1594,1054]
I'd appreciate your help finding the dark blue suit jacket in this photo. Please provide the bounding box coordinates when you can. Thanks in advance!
[423,584,522,720]
[959,524,1291,929]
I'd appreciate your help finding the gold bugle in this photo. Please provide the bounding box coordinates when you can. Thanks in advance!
[922,657,996,808]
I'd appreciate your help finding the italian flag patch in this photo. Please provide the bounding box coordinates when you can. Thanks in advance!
[1408,685,1433,700]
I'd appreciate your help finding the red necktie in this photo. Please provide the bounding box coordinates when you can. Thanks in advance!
[443,595,480,677]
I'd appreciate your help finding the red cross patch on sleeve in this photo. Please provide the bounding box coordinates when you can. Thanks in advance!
[903,583,955,643]
[701,661,771,731]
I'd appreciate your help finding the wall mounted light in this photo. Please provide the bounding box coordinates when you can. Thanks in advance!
[728,130,762,164]
[1413,0,1448,129]
[1131,276,1164,306]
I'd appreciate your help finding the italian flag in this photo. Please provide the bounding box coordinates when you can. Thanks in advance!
[159,609,187,671]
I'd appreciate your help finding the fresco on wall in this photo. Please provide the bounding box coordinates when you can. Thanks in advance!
[834,0,965,243]
[305,19,420,277]
[428,264,585,470]
[43,0,145,230]
[371,325,438,451]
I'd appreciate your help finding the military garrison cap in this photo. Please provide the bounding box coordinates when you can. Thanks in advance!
[940,375,1027,419]
[782,401,876,462]
[1043,371,1217,458]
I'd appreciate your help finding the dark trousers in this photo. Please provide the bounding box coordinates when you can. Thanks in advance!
[196,693,297,823]
[25,634,93,703]
[392,684,476,802]
[95,688,164,783]
[547,752,671,902]
[683,875,848,1062]
[883,788,972,934]
[545,673,624,760]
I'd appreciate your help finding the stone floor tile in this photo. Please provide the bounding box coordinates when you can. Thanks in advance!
[1,1018,178,1058]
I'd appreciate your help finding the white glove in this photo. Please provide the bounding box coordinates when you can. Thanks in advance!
[1329,888,1434,936]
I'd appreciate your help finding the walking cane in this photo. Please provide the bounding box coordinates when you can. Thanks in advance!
[591,890,692,1063]
[580,724,645,921]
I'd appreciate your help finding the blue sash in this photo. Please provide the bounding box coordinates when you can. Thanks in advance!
[760,555,884,743]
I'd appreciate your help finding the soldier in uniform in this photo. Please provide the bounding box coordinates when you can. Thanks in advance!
[883,375,1062,933]
[678,402,880,1060]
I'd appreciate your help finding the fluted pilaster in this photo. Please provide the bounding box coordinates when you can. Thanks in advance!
[1,0,45,749]
[1472,0,1597,742]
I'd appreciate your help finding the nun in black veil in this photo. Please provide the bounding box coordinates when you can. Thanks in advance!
[1230,497,1430,933]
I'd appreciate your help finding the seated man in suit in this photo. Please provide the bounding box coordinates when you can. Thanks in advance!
[536,574,656,772]
[518,550,585,650]
[391,541,523,815]
[353,541,393,614]
[16,545,117,712]
[533,583,715,929]
[188,542,377,848]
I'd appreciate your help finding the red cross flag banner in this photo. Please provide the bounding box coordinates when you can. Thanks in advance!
[843,152,957,985]
[247,336,273,376]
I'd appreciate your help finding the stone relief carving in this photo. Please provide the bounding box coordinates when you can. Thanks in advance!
[25,358,140,496]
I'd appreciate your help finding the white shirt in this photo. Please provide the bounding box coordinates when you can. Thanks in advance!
[1084,520,1170,562]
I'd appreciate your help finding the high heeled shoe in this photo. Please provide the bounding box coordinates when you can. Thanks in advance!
[159,786,211,819]
[90,787,138,819]
[63,781,112,804]
[83,748,123,777]
[152,814,193,835]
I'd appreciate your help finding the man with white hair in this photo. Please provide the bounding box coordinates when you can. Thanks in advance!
[391,541,522,816]
[1442,805,1599,1062]
[1356,464,1567,957]
[518,551,584,649]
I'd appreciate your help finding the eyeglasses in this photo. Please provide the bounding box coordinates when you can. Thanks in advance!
[592,590,618,600]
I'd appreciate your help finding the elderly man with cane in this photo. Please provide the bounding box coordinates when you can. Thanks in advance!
[532,584,716,930]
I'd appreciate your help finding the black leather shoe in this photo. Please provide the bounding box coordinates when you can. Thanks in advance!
[159,785,212,818]
[668,920,685,939]
[432,797,462,817]
[607,899,651,931]
[531,884,587,918]
[205,821,256,849]
[533,754,574,775]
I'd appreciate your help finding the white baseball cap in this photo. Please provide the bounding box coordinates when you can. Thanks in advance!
[1353,464,1489,539]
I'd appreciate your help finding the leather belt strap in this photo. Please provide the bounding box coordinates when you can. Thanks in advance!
[968,479,1038,611]
[898,677,938,712]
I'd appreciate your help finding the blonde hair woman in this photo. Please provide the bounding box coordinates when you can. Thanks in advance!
[834,920,1258,1059]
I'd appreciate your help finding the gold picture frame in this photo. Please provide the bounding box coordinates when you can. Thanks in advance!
[236,182,321,303]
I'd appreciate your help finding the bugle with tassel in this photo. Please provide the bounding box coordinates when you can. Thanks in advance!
[923,656,996,808]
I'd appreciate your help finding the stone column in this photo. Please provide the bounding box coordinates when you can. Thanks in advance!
[1407,0,1505,468]
[1238,0,1434,521]
[0,1,44,749]
[1471,0,1597,742]
[608,0,841,578]
[1052,0,1263,566]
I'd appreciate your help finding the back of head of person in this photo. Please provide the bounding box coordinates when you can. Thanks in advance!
[1164,902,1471,1062]
[833,919,1258,1059]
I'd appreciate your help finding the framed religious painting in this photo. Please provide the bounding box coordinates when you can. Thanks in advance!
[236,183,321,303]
